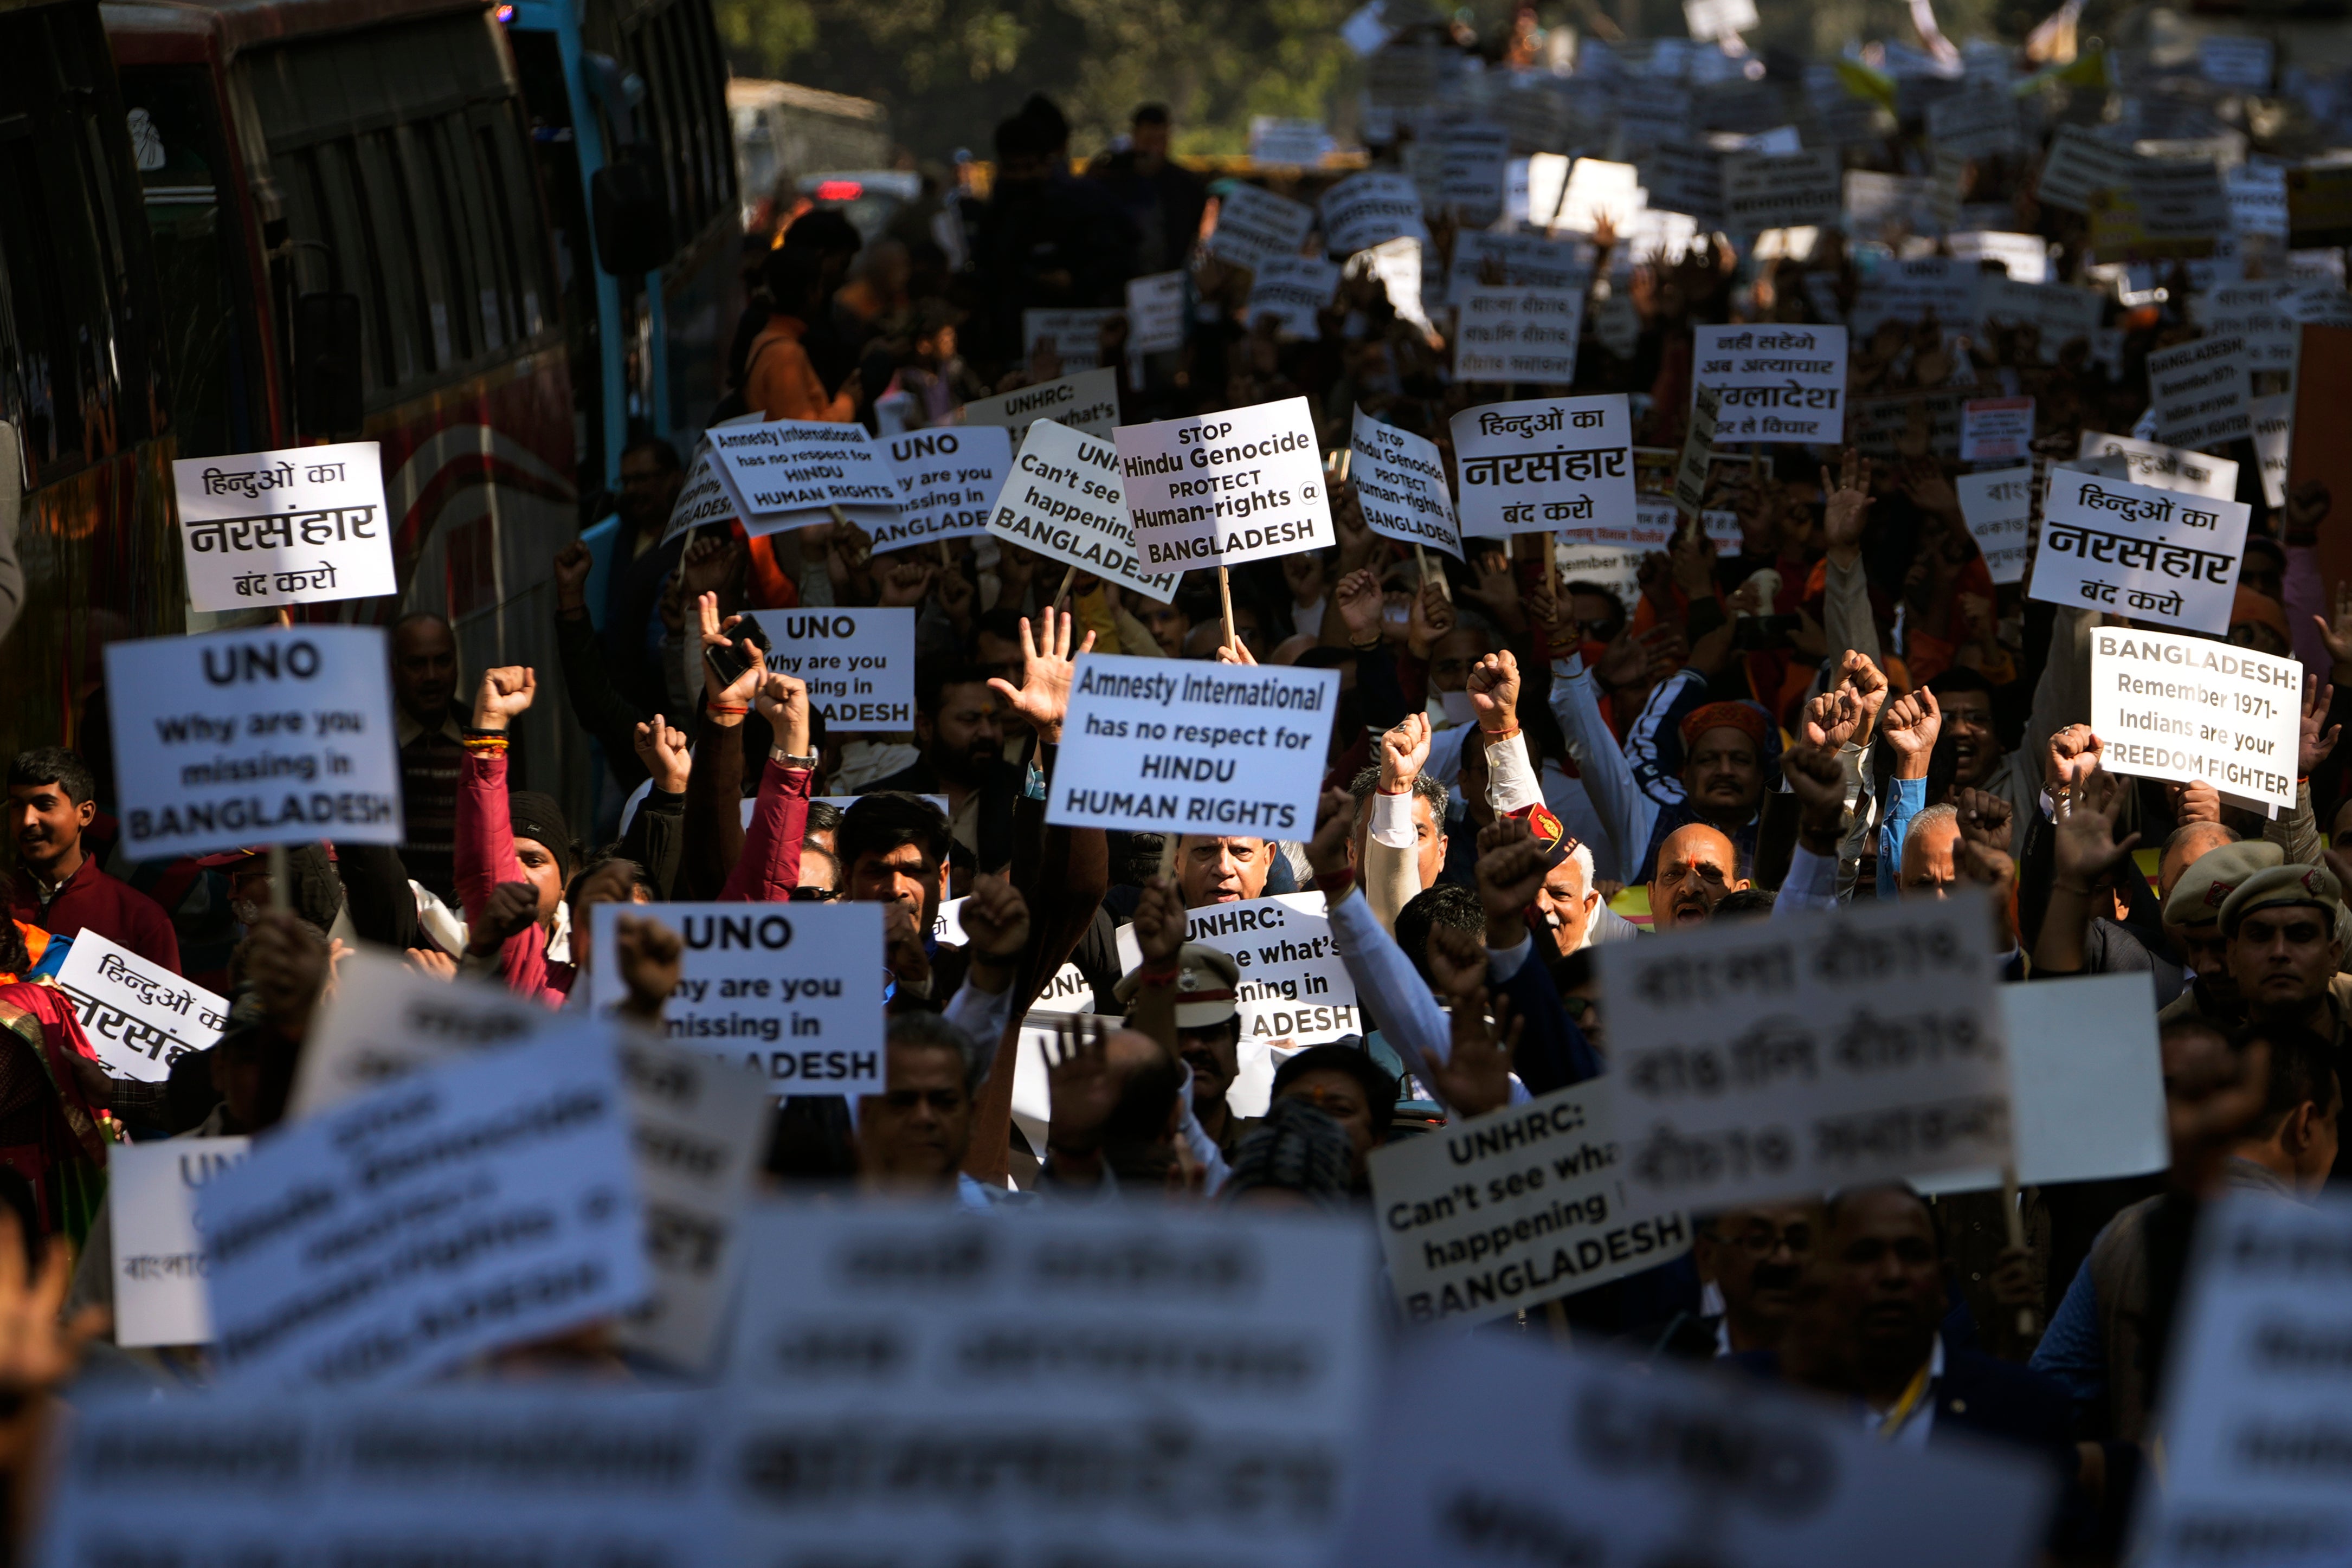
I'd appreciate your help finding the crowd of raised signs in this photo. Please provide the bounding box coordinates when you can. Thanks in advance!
[8,6,2352,1565]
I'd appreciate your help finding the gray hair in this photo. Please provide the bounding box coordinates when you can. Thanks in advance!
[1902,803,1961,857]
[1348,763,1449,818]
[887,1011,990,1096]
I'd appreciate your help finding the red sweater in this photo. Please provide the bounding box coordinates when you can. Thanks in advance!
[455,750,563,1008]
[9,857,181,974]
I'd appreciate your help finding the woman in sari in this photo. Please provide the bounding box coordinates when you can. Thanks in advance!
[0,918,130,1248]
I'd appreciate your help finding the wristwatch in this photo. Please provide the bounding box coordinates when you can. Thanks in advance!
[770,747,819,769]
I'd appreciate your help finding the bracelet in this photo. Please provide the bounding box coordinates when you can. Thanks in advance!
[1138,958,1181,986]
[462,725,505,738]
[1348,636,1383,652]
[461,734,508,752]
[706,702,749,716]
[770,747,819,769]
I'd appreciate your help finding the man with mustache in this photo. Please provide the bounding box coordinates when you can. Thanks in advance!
[1695,1202,1820,1356]
[860,659,1023,869]
[1647,822,1748,930]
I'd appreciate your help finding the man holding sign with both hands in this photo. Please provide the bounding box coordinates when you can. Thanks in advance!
[12,38,2352,1568]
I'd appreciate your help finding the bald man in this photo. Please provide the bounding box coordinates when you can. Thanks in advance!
[1648,822,1749,930]
[1897,804,1962,898]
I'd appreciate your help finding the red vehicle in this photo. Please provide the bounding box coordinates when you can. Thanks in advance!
[104,0,589,806]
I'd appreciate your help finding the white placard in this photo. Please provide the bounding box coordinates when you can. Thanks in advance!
[1957,467,2032,584]
[2252,391,2293,509]
[104,624,402,861]
[1448,231,1593,298]
[657,442,737,546]
[2038,125,2140,215]
[1021,307,1125,364]
[1552,158,1645,235]
[1116,396,1332,571]
[2132,1189,2352,1567]
[1052,654,1337,838]
[1916,973,2170,1196]
[1948,229,2050,282]
[1597,894,2014,1215]
[721,1203,1380,1567]
[1452,394,1635,540]
[1351,408,1461,559]
[2076,430,2240,498]
[55,928,227,1083]
[1673,386,1719,520]
[2198,34,2274,92]
[1112,892,1360,1049]
[1438,120,1510,227]
[2031,467,2248,633]
[1339,1334,2054,1568]
[1692,324,1849,444]
[1851,256,1981,336]
[873,426,1009,553]
[287,947,551,1119]
[744,606,915,732]
[1322,170,1428,255]
[173,441,395,612]
[1979,277,2105,358]
[2225,163,2287,238]
[2089,626,2300,811]
[708,419,900,535]
[1683,0,1756,39]
[986,417,1178,603]
[1207,182,1317,272]
[1555,541,1643,609]
[1369,1078,1691,1326]
[589,901,885,1094]
[2193,280,2298,373]
[1845,169,1931,234]
[46,1388,713,1567]
[1926,86,2023,159]
[1246,254,1342,339]
[2147,334,2252,451]
[1248,115,1331,166]
[108,1136,250,1347]
[610,1034,769,1374]
[1124,269,1188,355]
[201,1023,645,1387]
[1719,147,1841,237]
[1961,396,2035,463]
[1640,143,1725,228]
[1453,286,1586,383]
[959,366,1121,446]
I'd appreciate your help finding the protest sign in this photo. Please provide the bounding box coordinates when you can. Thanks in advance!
[1597,893,2014,1215]
[1112,893,1359,1048]
[54,928,227,1083]
[2029,468,2248,635]
[1979,278,2105,358]
[1116,396,1332,571]
[1844,169,1932,235]
[721,1204,1380,1568]
[1957,467,2032,585]
[1438,120,1510,226]
[1206,181,1316,272]
[609,1034,769,1374]
[107,1136,249,1347]
[1693,324,1847,444]
[707,420,899,535]
[2038,125,2140,215]
[589,901,885,1094]
[1926,85,2023,159]
[1124,269,1188,357]
[46,1388,714,1568]
[201,1023,645,1387]
[1673,384,1720,519]
[1360,234,1429,328]
[1853,390,1968,463]
[1850,256,1981,337]
[1638,144,1726,228]
[657,442,737,546]
[959,366,1120,445]
[1248,115,1331,166]
[2131,1189,2352,1568]
[2197,34,2273,92]
[1451,394,1635,540]
[2076,430,2240,498]
[1021,307,1124,363]
[2192,281,2298,376]
[2098,160,2229,261]
[985,417,1179,603]
[743,607,915,732]
[1339,1334,2053,1568]
[1448,231,1594,299]
[1351,407,1461,559]
[172,441,395,612]
[1051,654,1337,838]
[1544,158,1643,235]
[1683,0,1756,39]
[873,425,1009,553]
[1961,397,2035,463]
[1245,254,1341,339]
[1555,541,1643,609]
[1719,148,1841,237]
[2225,163,2287,239]
[2147,335,2252,451]
[1322,170,1428,255]
[1369,1077,1689,1326]
[2089,625,2301,812]
[1453,287,1586,383]
[287,946,551,1119]
[1916,973,2168,1196]
[2285,163,2352,249]
[1948,230,2050,282]
[104,624,402,861]
[2252,391,2293,509]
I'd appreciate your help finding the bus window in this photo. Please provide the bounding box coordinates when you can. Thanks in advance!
[405,124,478,366]
[469,117,532,339]
[434,115,509,352]
[389,125,462,370]
[356,132,430,388]
[118,65,263,457]
[316,139,399,397]
[475,102,554,338]
[0,133,80,472]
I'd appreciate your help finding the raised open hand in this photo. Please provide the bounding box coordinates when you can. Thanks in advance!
[986,605,1097,744]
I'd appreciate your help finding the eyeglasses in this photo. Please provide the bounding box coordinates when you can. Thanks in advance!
[787,886,842,902]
